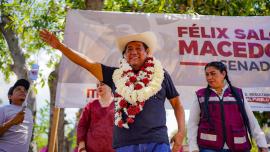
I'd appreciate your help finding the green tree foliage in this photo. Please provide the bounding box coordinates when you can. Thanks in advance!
[0,0,66,83]
[254,112,270,126]
[0,34,11,80]
[0,0,85,80]
[191,0,270,16]
[0,0,85,151]
[104,0,270,15]
[34,100,50,150]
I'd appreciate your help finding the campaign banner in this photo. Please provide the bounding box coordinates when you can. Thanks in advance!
[243,88,270,111]
[56,10,270,111]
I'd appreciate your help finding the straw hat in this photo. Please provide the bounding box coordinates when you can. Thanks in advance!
[116,31,158,54]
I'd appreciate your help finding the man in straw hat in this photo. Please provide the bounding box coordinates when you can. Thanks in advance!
[0,79,33,152]
[40,29,185,152]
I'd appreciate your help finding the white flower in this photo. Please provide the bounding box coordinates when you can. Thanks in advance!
[146,67,154,71]
[123,123,129,129]
[115,117,122,126]
[112,57,165,129]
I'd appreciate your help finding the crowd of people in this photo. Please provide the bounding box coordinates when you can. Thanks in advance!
[0,29,268,152]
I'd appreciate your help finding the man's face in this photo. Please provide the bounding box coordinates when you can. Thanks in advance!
[9,86,27,105]
[123,41,149,70]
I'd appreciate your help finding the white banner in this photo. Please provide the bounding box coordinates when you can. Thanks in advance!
[56,10,270,111]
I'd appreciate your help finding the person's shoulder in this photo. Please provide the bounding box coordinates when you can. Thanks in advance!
[233,86,242,90]
[0,104,12,109]
[163,69,169,75]
[196,87,207,95]
[228,86,242,92]
[0,105,5,111]
[91,99,100,104]
[0,104,13,114]
[162,69,172,80]
[196,87,207,91]
[85,98,99,106]
[102,64,118,70]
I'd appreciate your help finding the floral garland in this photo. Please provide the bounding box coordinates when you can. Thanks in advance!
[112,57,164,129]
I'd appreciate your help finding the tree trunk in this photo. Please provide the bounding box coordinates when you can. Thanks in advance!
[188,0,193,8]
[58,109,65,152]
[0,15,37,152]
[48,65,66,152]
[85,0,104,10]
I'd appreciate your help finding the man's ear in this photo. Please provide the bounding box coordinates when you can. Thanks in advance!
[146,48,152,56]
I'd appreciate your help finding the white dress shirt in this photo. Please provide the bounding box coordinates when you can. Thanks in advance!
[187,85,268,152]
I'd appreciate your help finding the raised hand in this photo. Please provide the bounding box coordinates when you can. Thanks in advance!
[10,111,25,125]
[39,29,61,49]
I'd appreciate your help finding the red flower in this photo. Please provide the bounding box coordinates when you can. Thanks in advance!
[123,70,133,75]
[117,120,124,128]
[126,117,134,124]
[141,78,149,85]
[139,101,145,107]
[127,106,141,115]
[135,106,141,113]
[147,71,153,75]
[114,93,121,98]
[146,57,153,61]
[129,76,137,82]
[127,70,133,73]
[145,63,154,67]
[125,82,131,86]
[134,83,143,90]
[119,99,127,108]
[117,111,122,115]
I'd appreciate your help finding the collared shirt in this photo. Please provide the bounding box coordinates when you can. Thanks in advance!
[188,85,268,151]
[0,104,33,152]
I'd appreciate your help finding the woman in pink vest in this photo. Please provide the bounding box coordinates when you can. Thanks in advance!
[77,82,115,152]
[188,61,268,152]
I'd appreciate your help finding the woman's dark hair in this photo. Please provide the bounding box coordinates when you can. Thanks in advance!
[204,61,252,137]
[122,41,149,55]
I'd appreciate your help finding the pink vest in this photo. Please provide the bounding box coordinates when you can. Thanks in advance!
[196,87,251,151]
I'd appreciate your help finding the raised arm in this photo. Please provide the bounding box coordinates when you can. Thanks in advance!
[39,29,103,81]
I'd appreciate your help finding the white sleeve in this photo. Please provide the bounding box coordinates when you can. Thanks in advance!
[244,100,268,148]
[187,98,200,152]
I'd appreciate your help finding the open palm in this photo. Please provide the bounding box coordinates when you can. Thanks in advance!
[39,29,61,49]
